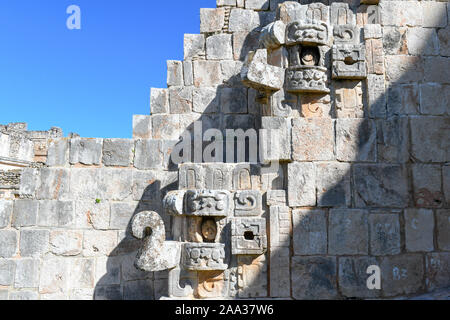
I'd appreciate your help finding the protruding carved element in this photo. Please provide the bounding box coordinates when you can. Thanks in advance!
[168,266,196,298]
[260,21,286,49]
[185,190,231,217]
[286,20,330,46]
[182,243,228,271]
[332,44,367,79]
[132,211,180,272]
[234,190,263,217]
[163,190,186,216]
[232,218,267,255]
[286,66,330,93]
[333,25,360,44]
[241,49,285,91]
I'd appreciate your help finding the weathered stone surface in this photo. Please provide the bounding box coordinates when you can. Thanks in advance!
[369,212,401,256]
[292,256,337,300]
[261,117,291,161]
[438,27,450,57]
[82,230,117,257]
[233,31,260,61]
[232,218,267,255]
[0,290,7,300]
[69,258,95,289]
[269,246,290,298]
[329,209,369,255]
[365,38,384,75]
[132,115,152,139]
[380,1,423,27]
[385,56,423,84]
[437,209,450,251]
[316,162,351,207]
[184,34,205,60]
[383,26,408,56]
[9,291,38,300]
[407,28,439,56]
[69,138,103,165]
[121,252,152,281]
[245,0,268,10]
[426,252,450,292]
[376,117,409,163]
[276,1,304,24]
[169,86,193,114]
[11,200,36,228]
[19,168,39,198]
[412,165,443,208]
[0,259,15,286]
[70,288,94,300]
[242,55,285,91]
[94,285,122,300]
[20,229,49,258]
[229,9,260,32]
[299,94,331,118]
[293,209,327,255]
[36,168,70,200]
[237,255,267,298]
[14,258,39,288]
[123,279,154,300]
[266,190,286,207]
[150,88,169,115]
[367,75,388,118]
[0,230,17,258]
[206,34,233,60]
[0,201,12,229]
[166,60,183,87]
[422,2,447,28]
[444,166,450,207]
[193,60,223,87]
[381,254,424,297]
[193,87,219,114]
[134,140,163,170]
[39,258,68,294]
[334,81,364,118]
[424,57,450,84]
[410,117,450,163]
[50,230,82,256]
[46,139,69,166]
[95,256,121,286]
[339,256,381,298]
[288,162,316,207]
[405,209,434,253]
[420,84,450,116]
[221,60,244,86]
[183,61,193,86]
[102,139,133,167]
[269,206,290,248]
[292,118,334,161]
[220,87,248,114]
[364,24,382,40]
[110,202,136,230]
[387,84,419,117]
[336,119,377,162]
[38,201,74,228]
[353,164,409,208]
[200,8,225,33]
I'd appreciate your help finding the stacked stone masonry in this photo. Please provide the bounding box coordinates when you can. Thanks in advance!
[0,0,449,300]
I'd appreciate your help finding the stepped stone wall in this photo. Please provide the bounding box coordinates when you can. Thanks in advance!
[0,0,449,300]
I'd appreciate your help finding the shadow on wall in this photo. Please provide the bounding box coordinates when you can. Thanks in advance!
[95,1,450,300]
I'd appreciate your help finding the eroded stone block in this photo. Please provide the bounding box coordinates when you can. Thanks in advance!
[288,162,316,207]
[102,139,133,167]
[206,34,233,60]
[169,86,193,114]
[69,138,103,165]
[404,209,434,253]
[336,119,377,162]
[329,209,369,255]
[376,117,409,163]
[134,140,163,170]
[237,255,267,298]
[20,229,49,258]
[293,209,327,256]
[37,201,74,228]
[0,230,17,258]
[12,199,38,228]
[184,34,205,60]
[0,201,12,229]
[132,115,152,139]
[46,139,69,166]
[14,259,39,288]
[339,256,381,298]
[334,81,364,118]
[49,230,83,256]
[150,88,169,114]
[270,206,291,248]
[437,209,450,251]
[292,118,334,161]
[200,8,225,33]
[412,165,443,208]
[0,259,15,286]
[369,212,401,256]
[193,61,223,87]
[426,252,450,292]
[410,117,450,163]
[231,218,267,255]
[82,230,117,257]
[316,162,351,207]
[36,168,70,200]
[167,60,183,87]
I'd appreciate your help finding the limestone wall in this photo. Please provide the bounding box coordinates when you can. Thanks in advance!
[0,0,449,300]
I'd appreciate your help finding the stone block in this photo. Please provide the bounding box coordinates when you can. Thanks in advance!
[220,87,248,114]
[82,230,117,257]
[420,84,450,116]
[123,279,154,300]
[169,86,193,114]
[438,27,450,57]
[36,168,70,200]
[151,114,193,140]
[369,212,401,256]
[12,200,38,228]
[122,252,152,281]
[46,139,69,166]
[193,60,223,87]
[233,30,260,61]
[380,254,424,297]
[334,81,364,118]
[132,169,175,203]
[95,256,121,286]
[424,57,450,84]
[0,259,15,286]
[406,28,439,56]
[339,256,381,298]
[404,209,434,252]
[237,255,268,298]
[336,119,377,162]
[299,93,331,118]
[269,247,290,298]
[269,206,290,248]
[69,138,103,165]
[184,34,205,60]
[387,84,419,117]
[20,229,49,258]
[410,117,450,163]
[206,34,233,60]
[200,8,225,33]
[110,202,137,230]
[9,291,38,300]
[132,115,152,139]
[221,60,244,86]
[19,168,39,198]
[364,24,382,40]
[134,140,163,170]
[376,117,409,163]
[287,162,316,207]
[366,74,386,119]
[229,9,260,32]
[292,118,334,161]
[102,139,133,167]
[94,285,122,300]
[365,39,384,75]
[69,258,95,289]
[266,190,286,207]
[14,259,39,288]
[385,56,423,84]
[0,290,7,300]
[166,60,183,87]
[0,200,13,229]
[316,162,351,207]
[412,165,443,208]
[39,258,69,294]
[217,0,236,6]
[70,288,94,300]
[353,164,409,208]
[383,26,408,56]
[445,166,450,207]
[245,0,269,10]
[50,230,83,256]
[293,209,327,256]
[426,252,450,292]
[292,256,337,300]
[329,209,369,255]
[38,200,74,228]
[183,61,193,86]
[422,2,447,28]
[0,230,17,258]
[380,1,423,27]
[242,59,285,91]
[193,87,219,114]
[150,88,169,114]
[437,209,450,251]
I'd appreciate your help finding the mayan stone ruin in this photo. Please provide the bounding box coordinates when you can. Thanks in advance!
[0,0,449,300]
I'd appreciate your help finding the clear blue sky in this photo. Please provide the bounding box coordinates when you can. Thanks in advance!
[0,0,216,138]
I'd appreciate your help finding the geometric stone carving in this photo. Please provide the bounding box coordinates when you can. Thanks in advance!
[332,44,367,79]
[185,190,231,217]
[331,3,356,26]
[333,25,360,44]
[286,66,330,93]
[286,20,330,46]
[334,81,364,118]
[234,190,263,217]
[306,3,330,23]
[197,271,226,298]
[231,218,267,255]
[365,38,384,75]
[181,243,228,271]
[179,164,205,190]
